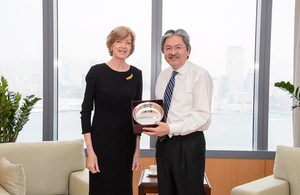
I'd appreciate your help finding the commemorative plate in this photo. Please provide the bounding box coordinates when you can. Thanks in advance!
[132,102,164,125]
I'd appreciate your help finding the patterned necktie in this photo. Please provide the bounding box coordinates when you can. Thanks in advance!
[159,71,178,142]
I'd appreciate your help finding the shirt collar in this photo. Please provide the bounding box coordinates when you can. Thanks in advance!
[172,60,189,76]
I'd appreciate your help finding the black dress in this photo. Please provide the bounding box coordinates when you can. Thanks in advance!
[80,63,143,195]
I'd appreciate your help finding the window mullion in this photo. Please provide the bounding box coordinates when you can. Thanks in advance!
[149,0,163,149]
[253,0,272,151]
[42,0,58,141]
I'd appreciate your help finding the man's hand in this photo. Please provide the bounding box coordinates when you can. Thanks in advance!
[142,121,170,137]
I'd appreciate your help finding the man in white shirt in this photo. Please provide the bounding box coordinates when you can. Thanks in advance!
[143,29,213,195]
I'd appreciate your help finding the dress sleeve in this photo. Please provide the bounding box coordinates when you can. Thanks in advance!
[135,69,143,101]
[80,66,97,134]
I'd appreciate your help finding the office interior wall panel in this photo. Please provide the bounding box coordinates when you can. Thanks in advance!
[205,158,266,195]
[265,159,275,176]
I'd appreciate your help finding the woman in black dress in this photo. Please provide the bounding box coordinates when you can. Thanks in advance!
[81,26,142,195]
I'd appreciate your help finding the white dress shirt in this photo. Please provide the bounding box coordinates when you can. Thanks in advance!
[155,61,213,137]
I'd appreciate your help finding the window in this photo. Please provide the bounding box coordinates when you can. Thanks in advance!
[57,0,152,148]
[2,1,295,155]
[268,0,295,150]
[162,0,256,150]
[0,1,43,142]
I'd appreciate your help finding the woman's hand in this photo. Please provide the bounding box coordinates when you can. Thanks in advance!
[87,152,100,174]
[132,136,141,171]
[132,151,141,171]
[84,133,100,174]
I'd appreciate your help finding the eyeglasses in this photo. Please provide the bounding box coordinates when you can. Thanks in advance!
[164,46,186,52]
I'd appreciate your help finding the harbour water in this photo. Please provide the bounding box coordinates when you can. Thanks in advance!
[16,111,293,151]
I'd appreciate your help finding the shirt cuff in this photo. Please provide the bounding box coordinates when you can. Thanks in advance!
[168,123,182,137]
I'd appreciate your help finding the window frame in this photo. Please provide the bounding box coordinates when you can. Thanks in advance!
[43,0,58,141]
[43,0,280,159]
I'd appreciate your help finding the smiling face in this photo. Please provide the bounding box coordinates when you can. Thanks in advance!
[106,26,135,57]
[163,35,190,70]
[111,34,132,59]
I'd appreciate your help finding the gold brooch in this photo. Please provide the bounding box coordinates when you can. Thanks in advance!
[126,74,133,80]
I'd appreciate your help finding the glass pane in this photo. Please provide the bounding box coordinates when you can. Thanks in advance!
[268,0,295,150]
[58,0,152,148]
[163,0,256,150]
[0,1,43,142]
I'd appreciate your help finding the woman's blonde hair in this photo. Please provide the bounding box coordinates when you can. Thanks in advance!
[106,26,135,57]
